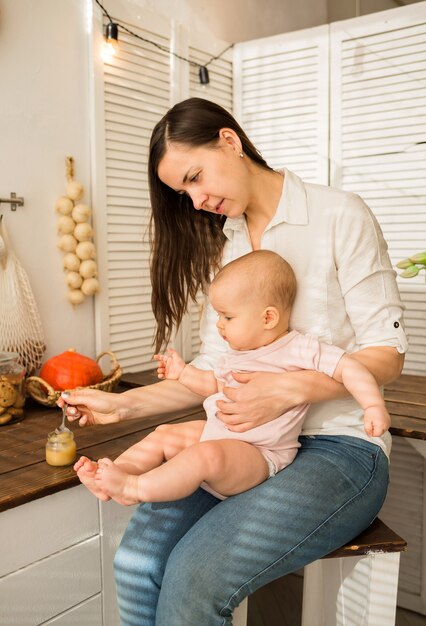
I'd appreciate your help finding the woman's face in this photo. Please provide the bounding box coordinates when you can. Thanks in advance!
[157,131,251,218]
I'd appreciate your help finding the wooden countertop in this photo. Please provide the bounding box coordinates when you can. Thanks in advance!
[0,372,424,514]
[384,374,426,440]
[0,378,205,513]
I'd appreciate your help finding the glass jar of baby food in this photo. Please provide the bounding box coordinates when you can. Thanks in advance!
[0,352,26,425]
[46,430,77,466]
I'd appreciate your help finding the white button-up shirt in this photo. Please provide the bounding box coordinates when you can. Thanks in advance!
[191,169,408,456]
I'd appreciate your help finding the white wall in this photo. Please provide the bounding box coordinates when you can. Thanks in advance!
[124,0,328,42]
[140,0,424,41]
[0,0,95,362]
[138,0,423,42]
[327,0,423,22]
[180,0,328,42]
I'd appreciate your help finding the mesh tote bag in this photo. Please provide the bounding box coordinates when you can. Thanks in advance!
[0,217,46,375]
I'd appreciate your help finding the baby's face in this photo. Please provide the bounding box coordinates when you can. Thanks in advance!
[209,281,267,351]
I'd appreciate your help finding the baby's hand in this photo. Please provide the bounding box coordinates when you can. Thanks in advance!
[363,405,391,437]
[153,348,186,380]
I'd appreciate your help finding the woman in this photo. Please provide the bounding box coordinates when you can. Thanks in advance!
[63,98,407,626]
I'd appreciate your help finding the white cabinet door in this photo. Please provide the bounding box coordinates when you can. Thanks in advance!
[0,537,101,626]
[0,486,99,577]
[43,594,102,625]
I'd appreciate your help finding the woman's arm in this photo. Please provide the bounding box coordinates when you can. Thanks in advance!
[349,346,405,385]
[60,379,205,427]
[216,346,404,433]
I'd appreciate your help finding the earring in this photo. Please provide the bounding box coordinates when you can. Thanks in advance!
[239,152,244,158]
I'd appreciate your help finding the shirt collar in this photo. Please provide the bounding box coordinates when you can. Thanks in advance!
[223,168,308,240]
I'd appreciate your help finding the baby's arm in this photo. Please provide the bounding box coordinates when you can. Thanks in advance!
[154,348,219,397]
[333,354,391,436]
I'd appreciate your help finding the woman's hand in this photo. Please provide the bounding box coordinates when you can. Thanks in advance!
[216,369,348,433]
[57,388,126,427]
[216,372,301,433]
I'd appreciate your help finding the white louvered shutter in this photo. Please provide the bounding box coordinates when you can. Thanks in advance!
[176,38,233,362]
[233,26,329,184]
[380,437,426,613]
[92,6,233,369]
[330,4,426,375]
[92,7,172,372]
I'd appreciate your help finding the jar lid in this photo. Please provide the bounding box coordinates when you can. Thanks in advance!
[0,352,19,365]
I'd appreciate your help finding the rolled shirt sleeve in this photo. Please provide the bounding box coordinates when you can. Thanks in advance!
[334,193,408,354]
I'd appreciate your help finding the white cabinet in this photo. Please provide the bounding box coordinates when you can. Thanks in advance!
[0,486,102,626]
[44,596,103,625]
[0,485,136,626]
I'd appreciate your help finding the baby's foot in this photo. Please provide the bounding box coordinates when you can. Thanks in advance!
[74,456,111,501]
[95,458,139,506]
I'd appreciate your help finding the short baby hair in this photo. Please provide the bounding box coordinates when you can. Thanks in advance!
[211,250,297,312]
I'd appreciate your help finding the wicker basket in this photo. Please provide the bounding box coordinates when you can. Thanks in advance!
[25,351,122,407]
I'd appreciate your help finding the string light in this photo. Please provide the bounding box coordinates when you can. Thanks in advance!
[198,66,210,85]
[94,0,233,85]
[105,21,118,49]
[102,19,118,60]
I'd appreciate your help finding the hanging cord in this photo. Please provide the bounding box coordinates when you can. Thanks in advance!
[65,156,75,183]
[93,0,233,71]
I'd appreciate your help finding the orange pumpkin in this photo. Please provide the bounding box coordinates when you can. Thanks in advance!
[40,349,103,391]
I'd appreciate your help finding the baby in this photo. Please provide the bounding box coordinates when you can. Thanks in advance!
[75,250,390,505]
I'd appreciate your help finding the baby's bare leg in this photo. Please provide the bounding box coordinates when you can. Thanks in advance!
[114,420,206,473]
[73,420,204,501]
[96,439,269,504]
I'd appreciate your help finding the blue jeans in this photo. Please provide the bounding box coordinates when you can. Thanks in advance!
[114,435,389,626]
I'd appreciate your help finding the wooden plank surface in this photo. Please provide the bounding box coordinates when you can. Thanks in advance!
[385,374,426,395]
[325,517,407,558]
[0,372,425,513]
[0,385,205,512]
[384,374,426,438]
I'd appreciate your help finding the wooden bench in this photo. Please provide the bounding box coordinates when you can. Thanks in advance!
[234,517,407,626]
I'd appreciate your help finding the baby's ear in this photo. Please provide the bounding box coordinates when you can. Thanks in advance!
[263,306,279,329]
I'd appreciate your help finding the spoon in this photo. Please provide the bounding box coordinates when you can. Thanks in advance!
[56,404,71,434]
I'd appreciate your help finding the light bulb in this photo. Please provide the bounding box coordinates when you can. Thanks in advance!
[101,40,116,63]
[199,66,210,85]
[102,22,119,63]
[105,21,118,47]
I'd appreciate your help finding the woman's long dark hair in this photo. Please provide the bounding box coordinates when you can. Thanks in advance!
[149,97,272,352]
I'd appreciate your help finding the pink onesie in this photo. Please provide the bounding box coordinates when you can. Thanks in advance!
[200,330,344,495]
